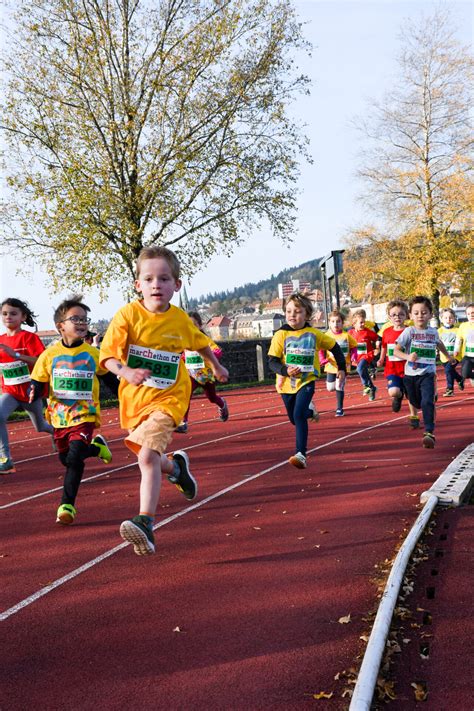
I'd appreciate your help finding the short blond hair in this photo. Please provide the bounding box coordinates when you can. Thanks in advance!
[284,293,313,320]
[136,246,180,280]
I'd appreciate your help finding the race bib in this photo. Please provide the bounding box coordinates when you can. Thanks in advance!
[185,351,205,372]
[285,345,315,372]
[1,360,31,385]
[410,342,436,365]
[387,344,403,362]
[441,333,456,354]
[466,334,474,355]
[127,344,180,389]
[53,368,94,400]
[337,340,349,356]
[357,342,368,354]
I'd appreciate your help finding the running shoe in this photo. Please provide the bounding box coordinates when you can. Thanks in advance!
[368,386,377,401]
[422,432,436,449]
[458,378,465,391]
[120,515,155,556]
[218,398,229,422]
[363,386,371,396]
[168,450,197,500]
[308,401,320,422]
[289,452,307,469]
[442,389,454,398]
[391,395,403,412]
[56,503,76,525]
[335,409,344,417]
[409,416,420,429]
[175,422,188,434]
[0,457,15,473]
[92,434,112,463]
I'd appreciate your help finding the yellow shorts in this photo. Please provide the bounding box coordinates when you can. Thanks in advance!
[125,410,175,455]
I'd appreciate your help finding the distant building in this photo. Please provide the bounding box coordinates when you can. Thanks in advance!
[278,279,312,299]
[262,297,284,314]
[231,314,255,339]
[252,313,284,337]
[206,315,231,340]
[37,330,59,347]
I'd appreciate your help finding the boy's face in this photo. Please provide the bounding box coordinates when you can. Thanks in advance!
[135,257,181,313]
[389,308,407,328]
[466,307,474,323]
[57,307,90,342]
[285,301,307,330]
[353,316,365,330]
[441,311,455,327]
[329,315,343,332]
[410,302,432,329]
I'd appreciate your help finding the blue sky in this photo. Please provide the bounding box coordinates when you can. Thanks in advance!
[1,0,472,329]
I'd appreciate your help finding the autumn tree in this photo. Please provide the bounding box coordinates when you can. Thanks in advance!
[0,0,309,294]
[346,8,473,313]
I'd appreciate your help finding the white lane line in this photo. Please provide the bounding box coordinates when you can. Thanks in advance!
[0,396,381,509]
[4,404,464,622]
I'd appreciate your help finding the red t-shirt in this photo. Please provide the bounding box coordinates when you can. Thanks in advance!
[348,327,378,364]
[0,330,46,402]
[381,326,405,377]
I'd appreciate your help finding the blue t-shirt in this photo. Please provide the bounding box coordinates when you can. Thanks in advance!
[396,326,440,376]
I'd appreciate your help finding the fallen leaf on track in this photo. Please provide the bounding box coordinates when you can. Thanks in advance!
[338,614,351,624]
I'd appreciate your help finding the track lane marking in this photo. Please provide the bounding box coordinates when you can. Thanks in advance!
[3,396,472,622]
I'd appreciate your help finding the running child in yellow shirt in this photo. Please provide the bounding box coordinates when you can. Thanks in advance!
[100,246,228,556]
[319,310,357,417]
[438,308,464,396]
[454,303,474,385]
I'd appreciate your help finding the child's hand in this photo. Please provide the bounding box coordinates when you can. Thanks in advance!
[213,364,229,383]
[122,366,152,385]
[287,365,301,377]
[407,352,418,363]
[276,374,285,389]
[376,359,383,368]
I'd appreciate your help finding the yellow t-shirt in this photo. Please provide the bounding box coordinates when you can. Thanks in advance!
[323,330,358,374]
[438,326,459,363]
[455,321,474,359]
[31,340,105,428]
[99,301,209,428]
[268,325,336,394]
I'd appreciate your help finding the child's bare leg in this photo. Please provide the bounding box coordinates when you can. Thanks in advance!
[138,446,173,515]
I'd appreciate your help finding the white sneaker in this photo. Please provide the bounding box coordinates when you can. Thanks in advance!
[289,452,307,469]
[308,401,320,422]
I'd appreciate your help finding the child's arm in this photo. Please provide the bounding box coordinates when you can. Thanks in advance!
[437,340,457,365]
[392,344,416,362]
[103,357,151,385]
[377,345,386,368]
[196,346,229,382]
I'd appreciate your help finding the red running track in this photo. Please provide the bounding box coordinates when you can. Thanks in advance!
[1,376,473,710]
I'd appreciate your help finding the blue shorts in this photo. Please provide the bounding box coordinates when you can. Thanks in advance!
[386,374,404,390]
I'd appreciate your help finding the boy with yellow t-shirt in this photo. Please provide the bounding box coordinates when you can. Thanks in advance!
[100,246,228,556]
[454,303,474,383]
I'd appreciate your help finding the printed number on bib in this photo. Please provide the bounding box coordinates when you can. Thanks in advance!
[410,343,436,365]
[185,351,205,372]
[53,368,94,400]
[1,360,31,385]
[338,340,349,356]
[285,345,315,372]
[128,344,180,389]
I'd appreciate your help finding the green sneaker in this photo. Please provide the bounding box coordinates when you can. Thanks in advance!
[168,450,197,500]
[409,416,420,429]
[92,434,112,463]
[56,503,76,525]
[0,457,15,473]
[120,515,155,556]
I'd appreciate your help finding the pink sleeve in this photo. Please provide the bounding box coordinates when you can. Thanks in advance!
[318,349,329,366]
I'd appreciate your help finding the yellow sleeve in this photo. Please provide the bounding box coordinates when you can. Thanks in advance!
[30,348,52,383]
[317,331,336,351]
[268,330,284,359]
[99,307,129,368]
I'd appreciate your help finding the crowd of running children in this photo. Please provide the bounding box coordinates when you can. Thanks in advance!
[0,246,473,557]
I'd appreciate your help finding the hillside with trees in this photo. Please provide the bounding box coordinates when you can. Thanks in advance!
[189,257,323,314]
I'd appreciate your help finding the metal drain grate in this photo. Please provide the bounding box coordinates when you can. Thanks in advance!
[420,443,474,506]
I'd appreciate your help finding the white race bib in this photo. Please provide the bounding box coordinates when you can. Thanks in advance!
[387,344,403,362]
[127,344,180,389]
[1,360,31,385]
[53,368,94,400]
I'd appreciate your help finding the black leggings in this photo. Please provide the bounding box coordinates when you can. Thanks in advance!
[59,440,99,505]
[460,356,474,381]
